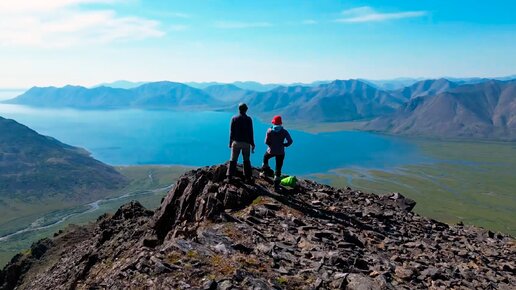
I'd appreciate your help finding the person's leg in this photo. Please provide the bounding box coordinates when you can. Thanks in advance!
[262,152,273,169]
[262,152,275,177]
[275,154,285,178]
[273,154,285,188]
[227,142,241,178]
[242,143,252,179]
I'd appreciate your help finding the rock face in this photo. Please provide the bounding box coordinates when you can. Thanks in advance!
[1,165,514,290]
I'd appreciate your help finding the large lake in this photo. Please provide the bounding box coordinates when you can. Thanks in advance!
[0,104,428,174]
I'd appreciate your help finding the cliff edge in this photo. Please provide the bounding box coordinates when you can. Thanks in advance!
[1,165,514,290]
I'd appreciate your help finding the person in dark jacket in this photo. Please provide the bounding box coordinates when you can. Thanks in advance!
[227,103,255,181]
[261,115,293,187]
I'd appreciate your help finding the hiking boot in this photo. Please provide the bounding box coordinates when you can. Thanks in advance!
[227,161,237,177]
[243,160,252,180]
[274,175,281,189]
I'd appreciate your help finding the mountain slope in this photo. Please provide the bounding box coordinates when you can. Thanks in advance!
[6,82,221,109]
[244,80,404,122]
[6,86,135,108]
[0,116,127,200]
[95,81,147,89]
[131,81,220,107]
[203,84,253,102]
[1,165,514,289]
[391,78,459,100]
[362,78,422,91]
[364,80,516,140]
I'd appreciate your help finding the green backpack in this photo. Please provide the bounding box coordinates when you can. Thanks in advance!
[280,176,297,187]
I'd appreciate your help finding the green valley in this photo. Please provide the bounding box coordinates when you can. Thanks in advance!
[313,139,516,236]
[0,165,190,268]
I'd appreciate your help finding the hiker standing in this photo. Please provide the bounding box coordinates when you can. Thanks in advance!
[227,103,255,182]
[261,115,293,187]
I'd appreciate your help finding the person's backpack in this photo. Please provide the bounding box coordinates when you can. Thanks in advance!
[280,176,297,187]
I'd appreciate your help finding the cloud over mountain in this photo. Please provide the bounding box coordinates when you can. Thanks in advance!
[0,0,164,48]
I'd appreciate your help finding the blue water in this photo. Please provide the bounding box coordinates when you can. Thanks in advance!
[0,104,427,175]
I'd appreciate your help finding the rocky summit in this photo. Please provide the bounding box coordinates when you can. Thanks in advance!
[1,165,514,290]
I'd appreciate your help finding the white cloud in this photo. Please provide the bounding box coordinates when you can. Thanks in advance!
[0,0,117,13]
[0,0,164,48]
[214,21,273,29]
[336,6,427,23]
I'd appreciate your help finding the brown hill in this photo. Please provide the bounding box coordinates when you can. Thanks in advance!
[390,78,459,100]
[0,116,127,201]
[364,80,516,140]
[244,80,404,122]
[1,165,514,289]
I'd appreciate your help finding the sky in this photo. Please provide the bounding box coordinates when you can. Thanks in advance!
[0,0,515,87]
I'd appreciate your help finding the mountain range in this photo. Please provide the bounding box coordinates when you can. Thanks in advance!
[390,78,459,101]
[0,116,126,201]
[364,80,516,141]
[242,80,404,122]
[98,76,516,92]
[4,77,516,140]
[6,82,221,109]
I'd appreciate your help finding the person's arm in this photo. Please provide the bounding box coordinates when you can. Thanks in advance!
[265,129,271,146]
[249,118,255,149]
[229,118,235,148]
[283,130,293,147]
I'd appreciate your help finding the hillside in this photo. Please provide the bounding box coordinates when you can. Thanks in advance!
[203,84,252,102]
[1,165,514,289]
[390,78,459,100]
[131,82,218,108]
[6,86,134,108]
[244,80,404,122]
[5,82,221,109]
[0,116,127,200]
[95,81,147,89]
[364,80,516,140]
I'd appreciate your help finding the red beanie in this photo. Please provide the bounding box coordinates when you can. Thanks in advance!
[271,115,282,125]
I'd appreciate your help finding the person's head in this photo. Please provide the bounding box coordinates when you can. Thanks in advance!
[238,103,248,114]
[271,115,282,126]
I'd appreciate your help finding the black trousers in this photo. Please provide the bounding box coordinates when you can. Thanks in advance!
[263,152,285,177]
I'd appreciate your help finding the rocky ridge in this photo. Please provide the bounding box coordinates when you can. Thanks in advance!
[1,165,514,289]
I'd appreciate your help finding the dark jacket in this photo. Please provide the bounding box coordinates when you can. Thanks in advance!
[265,127,293,155]
[229,113,255,147]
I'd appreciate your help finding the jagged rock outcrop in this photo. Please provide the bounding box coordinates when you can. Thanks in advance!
[1,165,514,290]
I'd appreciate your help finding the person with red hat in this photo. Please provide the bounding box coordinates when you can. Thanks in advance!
[261,115,293,188]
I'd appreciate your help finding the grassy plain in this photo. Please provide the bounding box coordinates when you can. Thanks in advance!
[0,165,191,267]
[313,139,516,236]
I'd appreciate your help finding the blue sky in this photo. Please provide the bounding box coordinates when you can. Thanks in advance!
[0,0,515,87]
